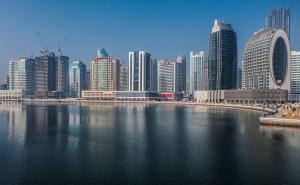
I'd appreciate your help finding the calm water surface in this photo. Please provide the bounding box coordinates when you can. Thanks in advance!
[0,103,300,185]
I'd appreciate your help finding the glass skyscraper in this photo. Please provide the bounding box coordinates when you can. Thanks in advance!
[56,54,70,97]
[128,51,154,91]
[266,8,290,38]
[69,60,86,98]
[119,63,128,91]
[9,58,35,95]
[176,55,186,93]
[35,52,57,97]
[189,51,207,93]
[208,20,237,90]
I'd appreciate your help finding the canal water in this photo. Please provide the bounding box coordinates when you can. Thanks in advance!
[0,103,299,185]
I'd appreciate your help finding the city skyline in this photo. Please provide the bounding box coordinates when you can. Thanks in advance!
[0,0,299,81]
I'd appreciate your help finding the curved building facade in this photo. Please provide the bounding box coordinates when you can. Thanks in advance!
[243,29,290,90]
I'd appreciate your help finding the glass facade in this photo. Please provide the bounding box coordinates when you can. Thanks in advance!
[69,61,86,98]
[128,51,154,91]
[208,20,237,90]
[266,8,290,38]
[9,58,35,95]
[56,55,70,97]
[189,51,207,93]
[176,55,186,93]
[35,53,57,97]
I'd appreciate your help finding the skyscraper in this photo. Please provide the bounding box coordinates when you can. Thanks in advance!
[69,60,86,98]
[243,29,290,90]
[208,20,237,90]
[266,8,290,38]
[91,48,120,91]
[9,58,35,95]
[157,60,177,93]
[35,52,56,97]
[176,55,186,93]
[86,70,91,90]
[128,51,154,91]
[237,66,242,89]
[151,58,158,92]
[291,51,300,95]
[189,51,207,93]
[119,63,128,91]
[56,54,69,97]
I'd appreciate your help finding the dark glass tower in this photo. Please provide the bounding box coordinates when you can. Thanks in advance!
[266,9,290,38]
[208,20,237,90]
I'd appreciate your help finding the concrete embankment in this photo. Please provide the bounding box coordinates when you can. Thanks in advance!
[13,99,275,113]
[259,117,300,128]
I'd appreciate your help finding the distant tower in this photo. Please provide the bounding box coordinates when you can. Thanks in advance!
[69,60,86,98]
[128,51,154,91]
[9,58,35,95]
[208,20,237,90]
[91,48,120,91]
[176,55,187,92]
[119,63,128,91]
[35,52,56,97]
[189,51,207,93]
[266,8,290,38]
[56,54,70,97]
[157,60,177,93]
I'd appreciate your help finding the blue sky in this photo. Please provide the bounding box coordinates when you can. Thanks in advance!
[0,0,299,80]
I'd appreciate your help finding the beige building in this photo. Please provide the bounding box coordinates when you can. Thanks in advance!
[90,48,120,91]
[81,90,116,100]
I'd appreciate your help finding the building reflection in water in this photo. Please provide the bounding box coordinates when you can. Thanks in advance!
[0,102,300,184]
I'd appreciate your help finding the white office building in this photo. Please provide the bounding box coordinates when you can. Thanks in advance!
[9,58,35,95]
[157,60,177,93]
[290,51,300,101]
[128,51,155,91]
[243,29,290,90]
[189,51,207,93]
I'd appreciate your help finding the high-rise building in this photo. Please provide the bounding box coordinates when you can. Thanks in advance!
[291,51,300,95]
[243,29,290,90]
[86,70,91,90]
[208,20,237,90]
[157,60,177,93]
[237,66,242,89]
[266,8,290,38]
[189,51,207,93]
[119,63,128,91]
[128,51,154,91]
[69,60,86,98]
[35,52,56,97]
[91,48,120,91]
[176,55,186,92]
[56,54,69,97]
[9,58,35,95]
[151,58,158,92]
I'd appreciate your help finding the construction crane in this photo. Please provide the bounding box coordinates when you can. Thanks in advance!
[57,34,68,55]
[36,32,49,54]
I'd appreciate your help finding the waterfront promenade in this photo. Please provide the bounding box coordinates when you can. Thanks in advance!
[9,98,275,113]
